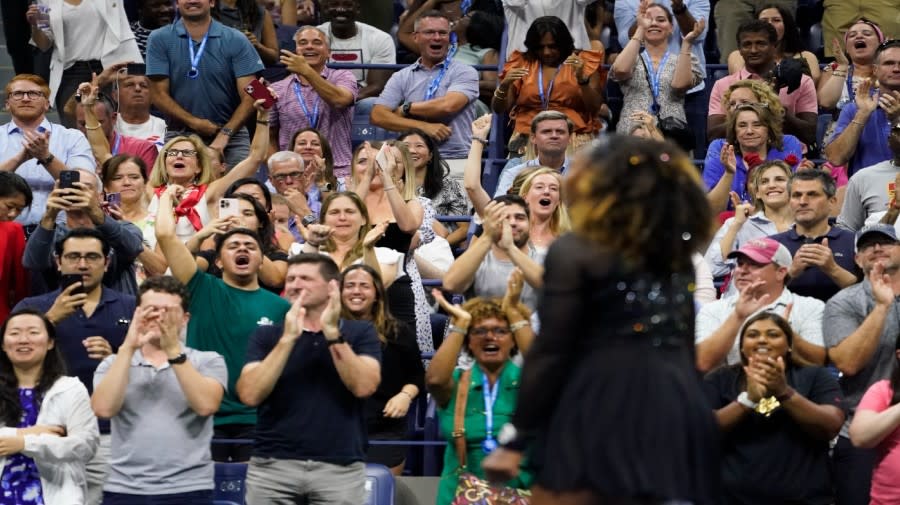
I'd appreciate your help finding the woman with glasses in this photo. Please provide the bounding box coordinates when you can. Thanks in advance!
[703,102,805,212]
[426,275,535,505]
[610,3,704,149]
[144,100,270,242]
[482,136,719,504]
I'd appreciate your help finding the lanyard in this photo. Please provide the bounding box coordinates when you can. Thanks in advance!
[293,81,321,129]
[111,133,122,156]
[537,63,562,110]
[641,50,670,114]
[481,371,500,454]
[423,34,458,101]
[186,28,210,80]
[846,65,856,102]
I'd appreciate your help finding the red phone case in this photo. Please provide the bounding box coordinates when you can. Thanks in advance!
[244,79,276,109]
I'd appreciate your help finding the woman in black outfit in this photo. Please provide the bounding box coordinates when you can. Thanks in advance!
[483,135,720,504]
[340,264,424,475]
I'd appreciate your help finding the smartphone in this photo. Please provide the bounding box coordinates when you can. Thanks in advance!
[60,273,84,294]
[243,78,276,109]
[105,192,121,207]
[375,143,391,172]
[126,63,146,76]
[219,198,240,219]
[59,170,80,190]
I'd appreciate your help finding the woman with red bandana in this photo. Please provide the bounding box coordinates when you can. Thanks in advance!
[145,100,270,243]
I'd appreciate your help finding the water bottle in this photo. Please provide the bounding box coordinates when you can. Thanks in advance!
[29,0,50,31]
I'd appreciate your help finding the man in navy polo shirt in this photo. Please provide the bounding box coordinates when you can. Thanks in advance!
[13,227,135,505]
[769,170,860,302]
[145,0,264,168]
[237,254,381,503]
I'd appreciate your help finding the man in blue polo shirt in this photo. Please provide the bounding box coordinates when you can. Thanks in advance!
[370,10,478,184]
[13,227,135,505]
[493,111,572,197]
[237,254,381,503]
[769,170,859,302]
[145,0,264,168]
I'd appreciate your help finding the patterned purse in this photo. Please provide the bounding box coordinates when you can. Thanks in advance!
[450,369,531,505]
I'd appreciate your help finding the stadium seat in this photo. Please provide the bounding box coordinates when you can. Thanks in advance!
[351,112,393,150]
[423,398,445,476]
[214,462,248,505]
[364,463,396,505]
[430,312,449,350]
[214,502,241,505]
[807,23,824,57]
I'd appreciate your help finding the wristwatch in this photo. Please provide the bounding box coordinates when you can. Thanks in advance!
[737,391,759,409]
[38,154,55,166]
[401,103,412,117]
[220,127,235,137]
[168,353,188,365]
[326,336,346,346]
[301,214,318,226]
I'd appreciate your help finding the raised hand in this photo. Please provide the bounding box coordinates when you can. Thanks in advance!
[564,53,586,82]
[471,114,493,139]
[501,268,524,313]
[363,221,389,248]
[720,143,737,174]
[683,18,706,45]
[500,68,529,87]
[432,288,472,328]
[855,78,878,116]
[870,262,895,306]
[734,280,772,320]
[320,280,342,337]
[46,282,89,324]
[729,191,752,225]
[304,223,333,247]
[831,38,849,67]
[83,336,113,360]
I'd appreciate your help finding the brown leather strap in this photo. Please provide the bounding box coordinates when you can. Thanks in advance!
[453,369,472,470]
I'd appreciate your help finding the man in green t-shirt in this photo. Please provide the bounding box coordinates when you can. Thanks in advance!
[155,185,290,461]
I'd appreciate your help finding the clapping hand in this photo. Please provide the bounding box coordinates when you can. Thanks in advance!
[683,18,706,45]
[501,268,524,314]
[831,38,849,68]
[729,191,753,225]
[321,280,342,340]
[471,114,493,139]
[720,144,737,174]
[432,288,471,328]
[363,221,389,249]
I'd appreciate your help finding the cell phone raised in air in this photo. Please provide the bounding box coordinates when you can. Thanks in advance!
[59,170,80,190]
[243,78,277,109]
[219,198,240,219]
[126,63,146,76]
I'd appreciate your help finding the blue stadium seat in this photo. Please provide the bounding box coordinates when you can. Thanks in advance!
[364,463,396,505]
[351,112,393,150]
[816,112,833,152]
[214,462,248,505]
[214,502,241,505]
[422,398,445,476]
[430,312,449,349]
[807,23,824,56]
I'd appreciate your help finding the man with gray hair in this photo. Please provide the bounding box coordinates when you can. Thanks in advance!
[269,26,357,182]
[370,10,479,184]
[267,150,318,241]
[493,110,573,196]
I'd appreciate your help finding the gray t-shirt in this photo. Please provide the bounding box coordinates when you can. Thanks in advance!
[95,347,228,494]
[824,280,900,437]
[473,245,545,311]
[837,160,899,232]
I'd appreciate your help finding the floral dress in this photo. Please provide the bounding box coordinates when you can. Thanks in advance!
[0,389,44,504]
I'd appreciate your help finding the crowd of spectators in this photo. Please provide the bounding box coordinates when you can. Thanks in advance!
[2,0,900,503]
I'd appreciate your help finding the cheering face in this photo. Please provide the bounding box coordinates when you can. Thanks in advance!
[846,22,880,63]
[467,317,515,367]
[216,233,263,279]
[341,268,377,318]
[177,0,213,21]
[523,173,560,220]
[295,28,329,69]
[731,256,784,292]
[414,16,451,63]
[2,314,54,370]
[164,140,202,184]
[283,262,330,308]
[643,5,674,44]
[740,318,790,362]
[754,165,789,210]
[293,131,324,162]
[855,236,899,273]
[402,134,432,171]
[137,290,189,344]
[105,160,146,206]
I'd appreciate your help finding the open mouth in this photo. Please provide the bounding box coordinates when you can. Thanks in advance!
[235,254,250,266]
[429,44,444,52]
[854,40,868,49]
[538,198,552,207]
[482,343,501,356]
[172,161,186,169]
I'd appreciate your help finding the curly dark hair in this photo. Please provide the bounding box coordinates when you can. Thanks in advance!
[566,135,713,273]
[0,309,67,426]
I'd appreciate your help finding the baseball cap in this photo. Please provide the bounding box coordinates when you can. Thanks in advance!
[856,223,900,251]
[727,238,793,268]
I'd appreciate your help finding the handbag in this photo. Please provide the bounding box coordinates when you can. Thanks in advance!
[637,50,696,152]
[450,369,531,505]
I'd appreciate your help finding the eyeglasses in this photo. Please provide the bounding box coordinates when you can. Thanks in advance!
[9,90,45,100]
[272,171,304,182]
[416,29,450,38]
[165,149,198,158]
[61,252,105,263]
[469,326,511,338]
[859,239,898,251]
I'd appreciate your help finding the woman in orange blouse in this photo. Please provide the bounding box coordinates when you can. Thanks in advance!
[491,16,606,137]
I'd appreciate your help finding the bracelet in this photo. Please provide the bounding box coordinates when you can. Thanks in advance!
[831,71,847,78]
[509,320,530,332]
[256,119,269,125]
[851,120,866,126]
[384,186,397,191]
[84,124,101,130]
[472,136,489,145]
[493,90,507,100]
[448,324,468,335]
[631,36,643,42]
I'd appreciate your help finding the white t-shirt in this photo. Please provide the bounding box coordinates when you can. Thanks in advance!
[116,115,167,150]
[62,1,106,66]
[503,0,591,57]
[318,21,396,88]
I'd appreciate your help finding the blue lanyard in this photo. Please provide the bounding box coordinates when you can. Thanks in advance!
[481,371,500,454]
[641,50,670,114]
[186,28,210,80]
[293,81,321,129]
[111,133,122,156]
[846,65,856,103]
[537,63,562,110]
[423,34,458,101]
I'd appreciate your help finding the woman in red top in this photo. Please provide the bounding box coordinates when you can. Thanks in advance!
[0,173,31,321]
[491,16,605,138]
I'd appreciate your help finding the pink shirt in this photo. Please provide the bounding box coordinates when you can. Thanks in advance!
[707,68,818,116]
[115,133,159,176]
[857,380,900,505]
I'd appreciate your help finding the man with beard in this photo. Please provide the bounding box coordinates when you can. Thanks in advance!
[443,195,545,312]
[146,0,264,168]
[0,74,94,235]
[493,111,573,197]
[706,20,817,145]
[824,224,900,505]
[155,184,290,462]
[237,254,381,503]
[695,237,826,372]
[826,41,900,174]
